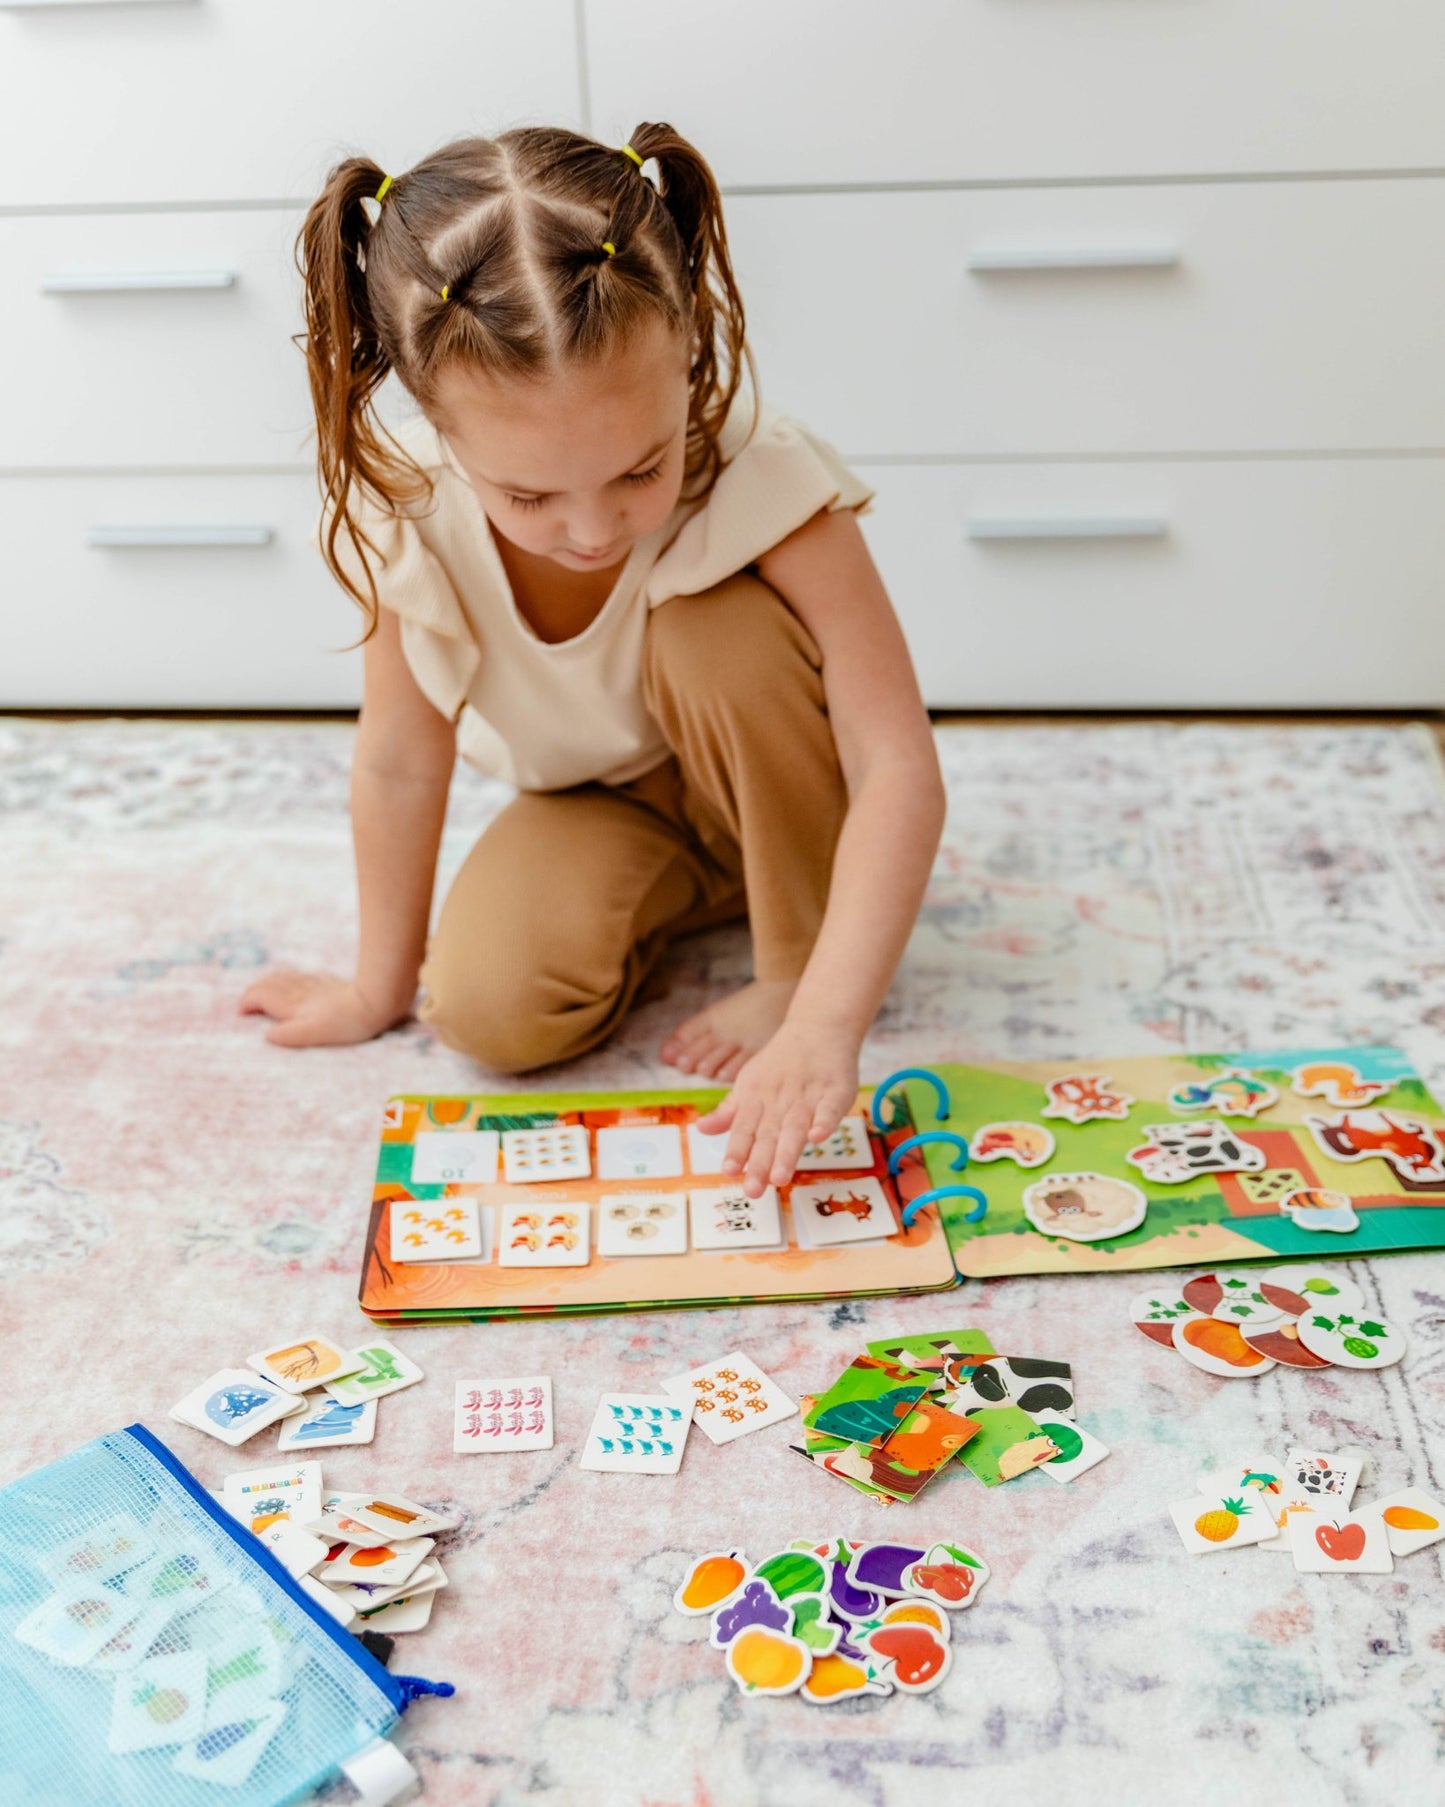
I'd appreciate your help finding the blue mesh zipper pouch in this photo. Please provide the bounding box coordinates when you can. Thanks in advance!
[0,1424,446,1805]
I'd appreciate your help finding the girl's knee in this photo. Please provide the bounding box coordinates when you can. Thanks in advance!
[645,572,821,707]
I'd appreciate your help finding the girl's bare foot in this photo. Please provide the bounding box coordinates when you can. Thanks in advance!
[660,979,799,1082]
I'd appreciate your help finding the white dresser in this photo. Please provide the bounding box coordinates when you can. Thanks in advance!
[4,0,1442,708]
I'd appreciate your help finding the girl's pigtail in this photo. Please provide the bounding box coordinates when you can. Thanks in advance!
[623,123,757,490]
[295,157,426,631]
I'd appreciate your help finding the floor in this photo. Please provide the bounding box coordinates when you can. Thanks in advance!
[2,715,1444,1806]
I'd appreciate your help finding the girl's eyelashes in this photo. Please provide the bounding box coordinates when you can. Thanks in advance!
[504,461,667,511]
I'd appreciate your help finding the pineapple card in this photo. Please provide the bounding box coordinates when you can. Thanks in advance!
[108,1651,208,1752]
[1170,1489,1280,1553]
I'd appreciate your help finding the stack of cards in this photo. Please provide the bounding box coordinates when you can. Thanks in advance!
[793,1327,1109,1505]
[287,1485,458,1634]
[1168,1447,1444,1573]
[790,1178,898,1249]
[170,1333,424,1451]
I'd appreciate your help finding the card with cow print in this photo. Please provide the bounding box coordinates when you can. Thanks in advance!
[948,1355,1075,1420]
[688,1186,784,1251]
[790,1176,896,1247]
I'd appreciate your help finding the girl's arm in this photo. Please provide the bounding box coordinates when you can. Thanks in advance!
[699,507,946,1191]
[240,607,456,1045]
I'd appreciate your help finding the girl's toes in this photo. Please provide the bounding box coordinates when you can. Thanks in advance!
[694,1040,740,1080]
[714,1048,748,1083]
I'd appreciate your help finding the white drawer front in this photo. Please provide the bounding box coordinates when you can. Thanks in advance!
[0,0,579,208]
[0,474,362,707]
[860,459,1445,709]
[732,180,1445,456]
[588,0,1445,186]
[1,210,314,467]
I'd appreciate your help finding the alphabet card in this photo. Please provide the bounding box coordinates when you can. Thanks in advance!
[410,1129,500,1185]
[498,1203,590,1266]
[791,1177,896,1247]
[689,1186,784,1251]
[453,1376,554,1452]
[1289,1510,1393,1573]
[389,1198,490,1264]
[662,1351,798,1444]
[501,1124,591,1184]
[580,1393,690,1473]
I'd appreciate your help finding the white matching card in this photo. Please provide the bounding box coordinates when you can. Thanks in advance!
[498,1202,590,1266]
[1170,1490,1280,1554]
[579,1393,690,1474]
[108,1652,208,1753]
[1289,1509,1393,1573]
[453,1376,554,1452]
[324,1340,425,1405]
[171,1371,297,1447]
[276,1396,378,1451]
[596,1192,689,1257]
[321,1536,434,1591]
[501,1125,591,1184]
[662,1350,798,1444]
[686,1122,733,1176]
[596,1124,684,1180]
[795,1114,875,1170]
[410,1129,500,1185]
[790,1176,896,1247]
[688,1186,783,1252]
[245,1334,364,1395]
[390,1198,491,1263]
[221,1461,322,1535]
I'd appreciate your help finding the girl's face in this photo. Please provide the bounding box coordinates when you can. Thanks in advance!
[433,318,691,572]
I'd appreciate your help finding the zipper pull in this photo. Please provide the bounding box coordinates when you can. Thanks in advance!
[393,1672,457,1709]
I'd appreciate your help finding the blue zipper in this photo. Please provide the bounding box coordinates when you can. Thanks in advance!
[120,1422,440,1717]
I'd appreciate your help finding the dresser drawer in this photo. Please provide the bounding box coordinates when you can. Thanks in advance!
[0,210,314,468]
[734,179,1445,457]
[0,474,361,706]
[588,0,1445,187]
[0,0,579,208]
[859,459,1445,709]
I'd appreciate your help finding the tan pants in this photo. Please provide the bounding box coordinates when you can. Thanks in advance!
[418,573,848,1072]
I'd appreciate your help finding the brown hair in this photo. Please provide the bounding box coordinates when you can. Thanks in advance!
[296,125,755,628]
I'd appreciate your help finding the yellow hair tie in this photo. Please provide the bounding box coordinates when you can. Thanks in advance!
[374,174,393,202]
[440,284,450,302]
[601,241,616,258]
[620,143,644,169]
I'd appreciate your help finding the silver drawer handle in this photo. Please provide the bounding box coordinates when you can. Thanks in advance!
[42,271,237,293]
[967,514,1169,540]
[87,525,274,548]
[968,244,1180,271]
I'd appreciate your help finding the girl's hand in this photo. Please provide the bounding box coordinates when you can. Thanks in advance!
[695,1018,860,1198]
[238,970,409,1048]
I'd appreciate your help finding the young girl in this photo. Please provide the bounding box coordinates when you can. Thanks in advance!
[241,123,945,1196]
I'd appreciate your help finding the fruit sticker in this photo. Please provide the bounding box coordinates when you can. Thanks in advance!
[1366,1487,1445,1557]
[724,1625,813,1696]
[1125,1121,1267,1186]
[860,1622,952,1694]
[1021,1173,1148,1242]
[1042,1075,1134,1124]
[1277,1187,1360,1234]
[1288,1512,1392,1574]
[1168,1067,1278,1119]
[880,1599,951,1641]
[969,1122,1056,1169]
[1169,1490,1280,1554]
[1305,1109,1445,1186]
[799,1651,886,1704]
[674,1550,751,1616]
[1290,1061,1391,1108]
[752,1550,828,1602]
[1295,1310,1407,1370]
[904,1541,990,1609]
[708,1579,792,1648]
[106,1651,208,1753]
[1171,1316,1276,1379]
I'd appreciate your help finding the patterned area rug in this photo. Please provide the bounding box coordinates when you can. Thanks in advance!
[3,718,1443,1806]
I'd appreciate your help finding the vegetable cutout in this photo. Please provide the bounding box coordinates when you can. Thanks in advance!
[1382,1506,1438,1532]
[788,1593,842,1654]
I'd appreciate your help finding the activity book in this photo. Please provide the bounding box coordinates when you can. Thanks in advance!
[358,1046,1445,1320]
